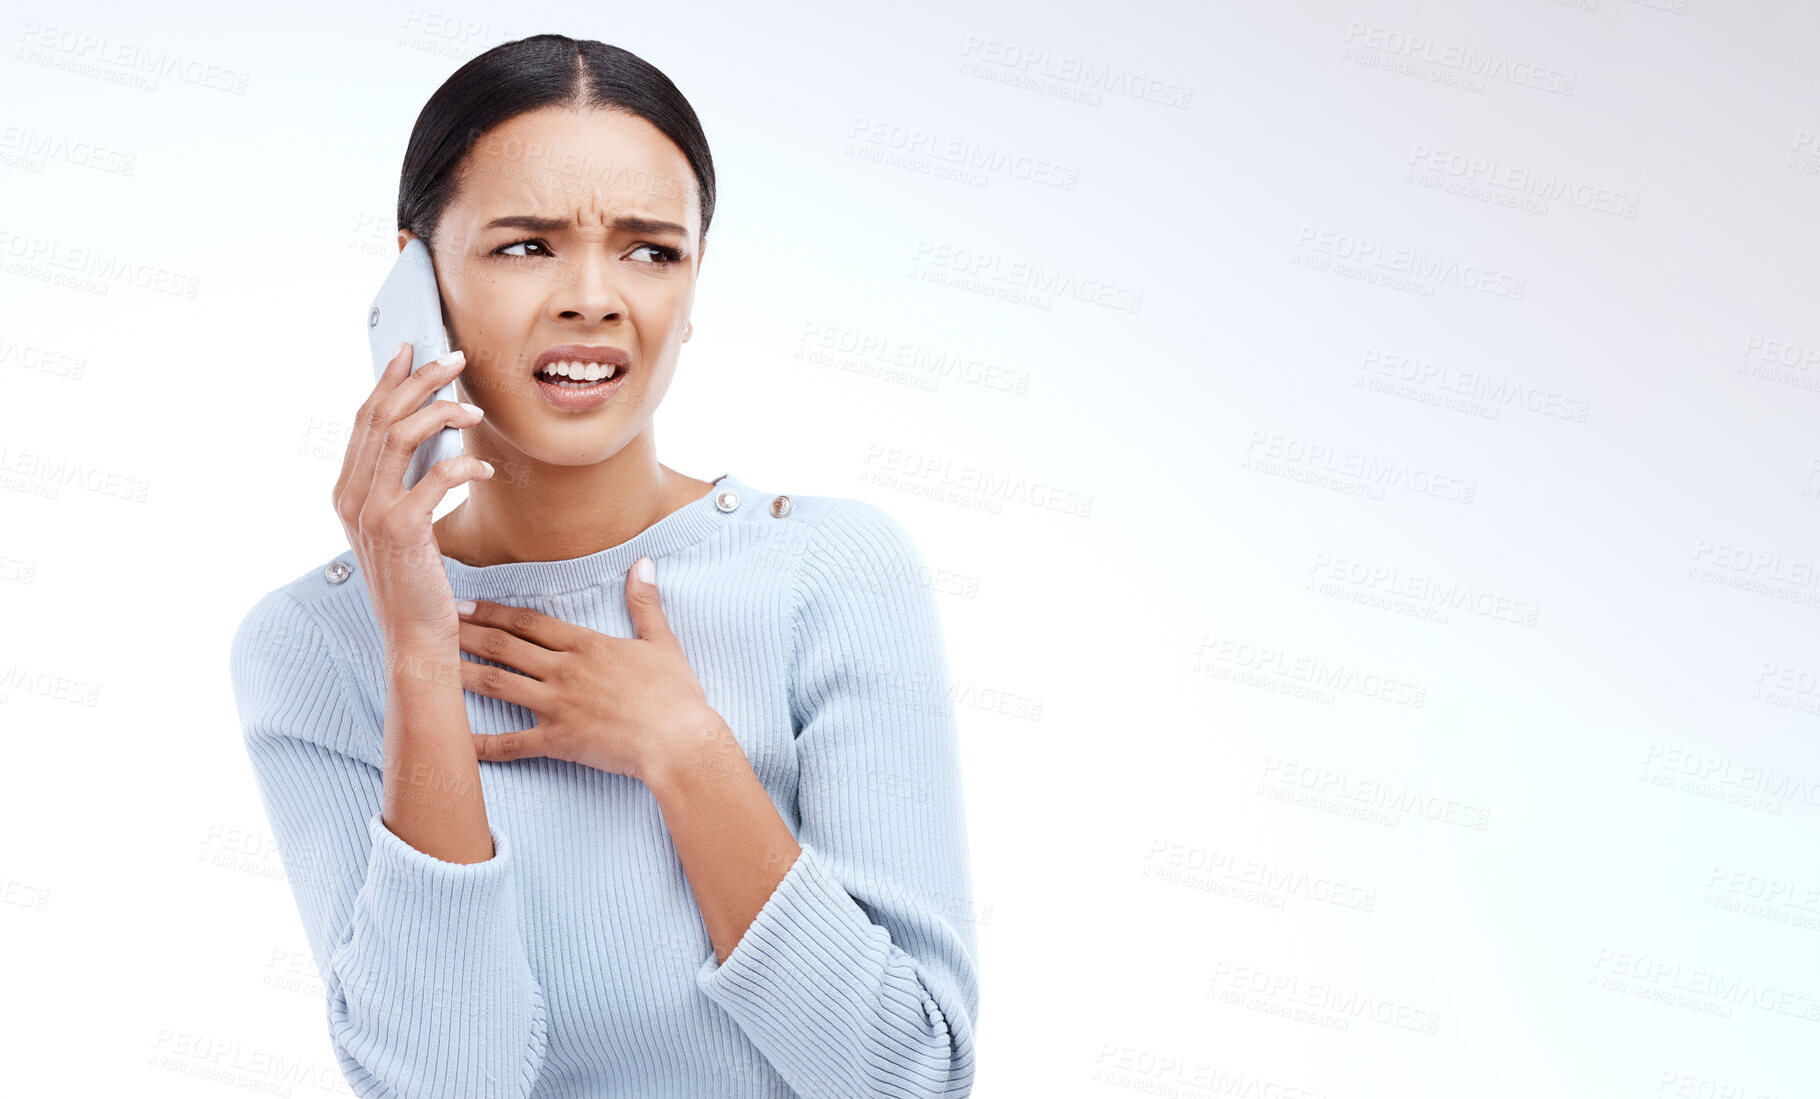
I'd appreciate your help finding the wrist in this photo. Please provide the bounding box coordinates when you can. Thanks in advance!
[639,708,738,793]
[384,623,459,653]
[384,644,465,693]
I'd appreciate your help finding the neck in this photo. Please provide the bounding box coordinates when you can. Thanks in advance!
[433,432,713,568]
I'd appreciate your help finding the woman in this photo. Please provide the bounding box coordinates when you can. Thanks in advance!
[229,34,979,1098]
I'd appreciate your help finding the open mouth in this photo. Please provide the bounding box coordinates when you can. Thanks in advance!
[534,360,622,389]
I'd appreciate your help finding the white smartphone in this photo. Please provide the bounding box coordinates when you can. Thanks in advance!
[367,237,464,490]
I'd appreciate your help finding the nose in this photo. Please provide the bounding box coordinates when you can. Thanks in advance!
[553,249,627,323]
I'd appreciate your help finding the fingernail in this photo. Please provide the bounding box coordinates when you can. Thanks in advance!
[434,350,465,366]
[455,599,476,615]
[459,402,484,416]
[635,556,655,584]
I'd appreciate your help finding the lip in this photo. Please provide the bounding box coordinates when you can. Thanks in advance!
[535,370,626,410]
[530,345,631,411]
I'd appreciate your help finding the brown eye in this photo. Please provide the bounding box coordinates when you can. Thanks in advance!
[630,243,680,264]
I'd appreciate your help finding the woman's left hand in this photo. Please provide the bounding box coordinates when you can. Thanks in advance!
[453,556,719,784]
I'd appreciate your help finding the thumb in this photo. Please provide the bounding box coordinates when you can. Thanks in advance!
[626,556,673,642]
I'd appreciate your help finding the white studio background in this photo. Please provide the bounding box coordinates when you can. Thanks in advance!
[2,0,1816,1095]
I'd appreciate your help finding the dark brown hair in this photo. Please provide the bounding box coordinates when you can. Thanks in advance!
[396,34,716,249]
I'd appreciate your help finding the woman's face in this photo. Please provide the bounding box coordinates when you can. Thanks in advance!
[404,105,703,469]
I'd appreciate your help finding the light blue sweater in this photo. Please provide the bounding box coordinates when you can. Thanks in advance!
[228,471,980,1098]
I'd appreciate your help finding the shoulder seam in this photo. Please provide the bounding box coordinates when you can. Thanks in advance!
[785,499,847,729]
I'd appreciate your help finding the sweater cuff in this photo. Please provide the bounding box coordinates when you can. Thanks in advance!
[344,809,522,971]
[366,807,511,883]
[335,808,525,989]
[328,810,548,1097]
[694,841,904,1037]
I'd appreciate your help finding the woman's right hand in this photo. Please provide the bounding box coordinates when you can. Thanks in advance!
[332,341,491,651]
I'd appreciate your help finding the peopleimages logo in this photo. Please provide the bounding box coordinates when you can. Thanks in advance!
[958,36,1194,109]
[847,117,1080,190]
[0,229,200,299]
[1407,144,1640,218]
[1342,22,1577,96]
[14,23,251,94]
[1295,227,1526,300]
[912,239,1144,313]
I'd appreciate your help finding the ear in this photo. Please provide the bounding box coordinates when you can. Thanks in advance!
[398,228,419,253]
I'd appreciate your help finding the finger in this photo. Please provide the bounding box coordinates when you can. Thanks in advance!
[459,655,549,711]
[392,452,494,526]
[354,350,469,508]
[472,727,549,763]
[457,599,586,652]
[458,618,554,679]
[625,556,674,643]
[455,651,546,702]
[368,394,485,499]
[334,340,414,517]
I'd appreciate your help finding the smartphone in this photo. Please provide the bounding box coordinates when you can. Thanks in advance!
[367,237,464,490]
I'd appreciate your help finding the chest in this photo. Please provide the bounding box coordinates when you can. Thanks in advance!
[372,578,802,1083]
[346,572,802,790]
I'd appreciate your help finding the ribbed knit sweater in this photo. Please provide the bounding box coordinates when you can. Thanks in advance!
[228,471,979,1099]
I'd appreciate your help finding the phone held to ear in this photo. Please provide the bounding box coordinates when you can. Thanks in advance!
[367,237,464,491]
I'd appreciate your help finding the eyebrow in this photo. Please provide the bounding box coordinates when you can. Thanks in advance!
[482,214,689,237]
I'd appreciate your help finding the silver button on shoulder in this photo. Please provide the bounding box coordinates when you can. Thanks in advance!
[768,494,793,518]
[714,489,740,512]
[324,560,351,584]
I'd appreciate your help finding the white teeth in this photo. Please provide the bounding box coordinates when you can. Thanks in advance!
[539,359,619,381]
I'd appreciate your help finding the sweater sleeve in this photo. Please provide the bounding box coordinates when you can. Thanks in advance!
[229,588,550,1099]
[694,500,981,1098]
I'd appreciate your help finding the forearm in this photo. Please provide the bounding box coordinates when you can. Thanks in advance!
[382,644,494,864]
[643,712,802,965]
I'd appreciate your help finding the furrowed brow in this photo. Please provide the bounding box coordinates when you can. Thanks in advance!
[483,214,688,237]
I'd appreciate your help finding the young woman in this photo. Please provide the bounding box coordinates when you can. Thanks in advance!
[229,34,978,1098]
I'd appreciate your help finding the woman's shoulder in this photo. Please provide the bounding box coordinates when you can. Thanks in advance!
[231,548,371,659]
[228,551,381,742]
[740,483,927,575]
[231,558,334,656]
[764,488,954,702]
[735,485,944,630]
